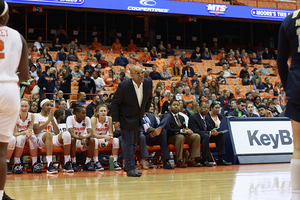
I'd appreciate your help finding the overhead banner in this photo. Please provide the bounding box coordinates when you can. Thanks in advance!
[7,0,294,21]
[230,120,293,155]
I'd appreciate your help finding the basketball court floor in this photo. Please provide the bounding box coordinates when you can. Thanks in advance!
[4,163,291,200]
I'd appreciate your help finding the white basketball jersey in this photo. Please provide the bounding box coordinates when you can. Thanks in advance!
[0,26,22,83]
[17,112,32,132]
[95,116,109,135]
[34,113,58,137]
[66,115,91,136]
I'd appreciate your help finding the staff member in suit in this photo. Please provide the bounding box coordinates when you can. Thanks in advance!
[162,99,201,168]
[142,103,174,169]
[111,65,152,177]
[189,102,231,167]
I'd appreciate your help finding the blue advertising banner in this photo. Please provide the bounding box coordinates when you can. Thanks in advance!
[7,0,294,21]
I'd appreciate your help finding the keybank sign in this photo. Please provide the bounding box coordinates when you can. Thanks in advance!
[128,0,169,13]
[230,120,293,155]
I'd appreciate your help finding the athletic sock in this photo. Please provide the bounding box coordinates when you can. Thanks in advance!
[72,157,76,163]
[6,159,9,163]
[291,159,300,200]
[14,157,21,165]
[113,155,118,162]
[64,155,70,164]
[93,156,98,163]
[31,157,37,166]
[46,156,52,167]
[0,190,3,199]
[85,157,91,164]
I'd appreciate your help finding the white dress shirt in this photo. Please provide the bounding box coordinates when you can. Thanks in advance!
[132,80,143,108]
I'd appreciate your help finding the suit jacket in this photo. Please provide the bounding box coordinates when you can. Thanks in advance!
[142,113,170,135]
[111,78,153,131]
[161,111,186,140]
[205,112,223,130]
[188,112,214,136]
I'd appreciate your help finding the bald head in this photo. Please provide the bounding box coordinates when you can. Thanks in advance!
[130,65,144,85]
[130,65,142,75]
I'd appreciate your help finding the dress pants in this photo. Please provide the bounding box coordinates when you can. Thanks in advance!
[145,129,170,161]
[199,133,225,160]
[168,134,200,161]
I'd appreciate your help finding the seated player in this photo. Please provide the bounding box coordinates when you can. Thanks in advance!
[67,105,96,172]
[91,104,122,170]
[12,99,42,174]
[33,99,73,174]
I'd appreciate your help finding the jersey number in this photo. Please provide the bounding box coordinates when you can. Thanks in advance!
[75,132,81,136]
[0,40,4,59]
[43,125,53,133]
[298,28,300,53]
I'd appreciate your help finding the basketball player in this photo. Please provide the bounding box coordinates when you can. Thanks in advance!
[278,10,300,200]
[0,0,29,199]
[67,105,96,172]
[91,104,122,170]
[33,99,73,173]
[8,99,42,174]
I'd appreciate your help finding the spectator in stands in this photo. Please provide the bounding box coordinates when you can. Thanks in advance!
[211,42,219,55]
[104,69,118,87]
[91,71,105,95]
[190,47,202,62]
[114,52,128,67]
[160,65,172,80]
[139,48,152,64]
[239,65,249,79]
[74,38,83,52]
[217,48,225,60]
[202,48,212,60]
[217,90,231,107]
[251,69,262,84]
[242,73,252,86]
[68,40,77,52]
[127,39,138,52]
[157,44,167,58]
[42,48,52,64]
[262,48,272,59]
[182,61,194,77]
[99,55,108,68]
[76,92,89,106]
[192,82,201,95]
[150,46,158,60]
[153,53,166,69]
[175,86,184,100]
[263,77,274,90]
[182,87,195,109]
[258,65,275,76]
[56,48,67,62]
[268,100,280,117]
[169,54,184,68]
[221,97,236,116]
[234,86,245,99]
[86,95,100,118]
[191,74,199,85]
[180,51,191,65]
[31,46,40,59]
[161,93,175,114]
[29,57,41,71]
[217,71,226,85]
[206,68,213,84]
[258,104,273,117]
[84,58,94,73]
[67,49,78,62]
[171,62,181,77]
[235,51,243,65]
[219,53,228,66]
[91,57,98,68]
[178,75,192,88]
[59,67,72,99]
[228,98,248,117]
[174,45,182,56]
[34,36,44,51]
[250,53,261,64]
[29,65,38,79]
[149,65,161,80]
[59,100,71,123]
[72,65,84,78]
[161,99,201,168]
[227,53,237,67]
[78,72,96,98]
[153,96,161,115]
[38,53,46,64]
[273,49,277,60]
[209,80,219,95]
[38,66,56,99]
[52,37,62,51]
[91,37,102,50]
[111,38,122,54]
[94,49,101,61]
[166,44,175,56]
[246,102,259,117]
[242,52,250,66]
[185,100,198,116]
[201,81,209,95]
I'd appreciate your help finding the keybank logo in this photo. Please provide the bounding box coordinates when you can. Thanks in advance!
[140,0,156,6]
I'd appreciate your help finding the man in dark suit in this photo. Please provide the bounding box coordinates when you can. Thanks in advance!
[142,103,174,169]
[161,99,201,168]
[189,102,231,167]
[111,66,153,177]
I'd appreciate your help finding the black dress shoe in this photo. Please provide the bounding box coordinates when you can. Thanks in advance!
[133,169,142,175]
[127,169,142,177]
[163,161,175,169]
[202,161,213,167]
[217,160,232,166]
[3,192,14,200]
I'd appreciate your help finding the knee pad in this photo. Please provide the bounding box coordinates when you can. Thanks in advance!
[29,135,39,149]
[7,136,16,150]
[112,138,120,149]
[16,135,26,148]
[62,132,71,145]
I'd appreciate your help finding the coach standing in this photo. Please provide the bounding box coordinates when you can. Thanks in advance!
[111,66,152,177]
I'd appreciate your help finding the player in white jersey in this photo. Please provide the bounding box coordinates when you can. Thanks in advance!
[67,105,96,171]
[91,104,121,170]
[0,1,29,199]
[33,99,73,173]
[6,99,42,174]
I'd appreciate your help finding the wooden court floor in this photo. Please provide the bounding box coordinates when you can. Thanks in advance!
[5,163,291,200]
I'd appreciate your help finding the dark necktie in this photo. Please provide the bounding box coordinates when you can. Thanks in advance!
[175,115,182,128]
[202,117,207,131]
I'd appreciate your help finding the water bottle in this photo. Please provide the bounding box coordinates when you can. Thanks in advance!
[109,155,114,170]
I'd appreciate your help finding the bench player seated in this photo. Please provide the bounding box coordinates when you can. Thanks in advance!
[91,104,121,170]
[67,105,96,172]
[33,99,73,173]
[6,98,42,174]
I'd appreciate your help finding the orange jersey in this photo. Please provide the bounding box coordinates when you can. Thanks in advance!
[91,42,102,50]
[127,44,138,52]
[111,43,123,54]
[169,58,184,68]
[104,76,118,86]
[242,57,250,65]
[182,94,195,107]
[154,58,167,69]
[139,53,152,63]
